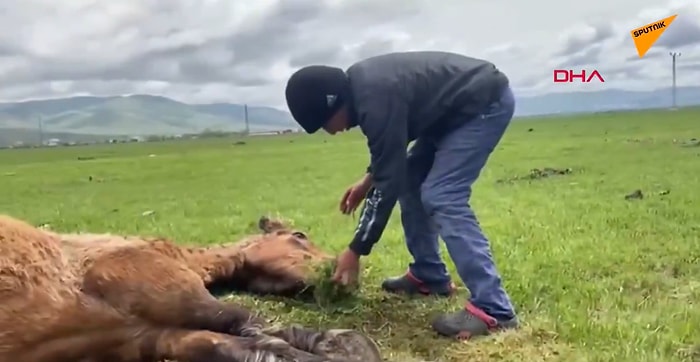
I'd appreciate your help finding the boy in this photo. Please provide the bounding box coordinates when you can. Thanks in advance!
[284,51,518,339]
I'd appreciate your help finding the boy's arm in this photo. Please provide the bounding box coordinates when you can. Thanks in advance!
[347,94,409,256]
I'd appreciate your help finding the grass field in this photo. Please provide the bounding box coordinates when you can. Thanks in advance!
[1,108,699,362]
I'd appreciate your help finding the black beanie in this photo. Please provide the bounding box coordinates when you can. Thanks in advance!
[285,65,348,134]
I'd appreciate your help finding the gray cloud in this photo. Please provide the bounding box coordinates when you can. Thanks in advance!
[1,0,333,86]
[0,0,698,107]
[625,48,667,61]
[600,66,645,81]
[289,46,345,68]
[679,62,700,72]
[0,44,18,56]
[287,36,404,69]
[557,44,604,67]
[354,38,402,61]
[0,0,418,88]
[556,23,615,57]
[655,13,700,49]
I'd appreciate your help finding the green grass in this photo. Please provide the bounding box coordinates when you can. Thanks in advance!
[1,109,699,362]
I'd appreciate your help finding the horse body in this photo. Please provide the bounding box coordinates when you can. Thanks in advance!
[0,215,381,362]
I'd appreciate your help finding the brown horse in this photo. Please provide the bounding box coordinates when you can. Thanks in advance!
[0,214,382,362]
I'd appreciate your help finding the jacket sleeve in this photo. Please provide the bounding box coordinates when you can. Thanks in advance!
[348,93,409,256]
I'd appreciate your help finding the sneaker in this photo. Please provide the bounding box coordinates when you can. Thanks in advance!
[381,271,456,297]
[431,302,519,339]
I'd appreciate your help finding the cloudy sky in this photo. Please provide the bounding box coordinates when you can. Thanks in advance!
[0,0,698,110]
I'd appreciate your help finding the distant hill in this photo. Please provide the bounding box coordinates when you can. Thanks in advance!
[0,94,295,137]
[0,86,698,144]
[515,86,700,116]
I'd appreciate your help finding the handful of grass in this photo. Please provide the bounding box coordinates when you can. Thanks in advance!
[310,260,356,306]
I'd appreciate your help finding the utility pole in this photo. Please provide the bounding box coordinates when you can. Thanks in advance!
[669,52,681,109]
[37,115,44,146]
[244,104,250,135]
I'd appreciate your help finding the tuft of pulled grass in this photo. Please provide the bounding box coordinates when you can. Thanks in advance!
[307,260,357,307]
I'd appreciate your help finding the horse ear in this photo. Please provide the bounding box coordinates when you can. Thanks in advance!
[258,216,271,233]
[257,216,288,234]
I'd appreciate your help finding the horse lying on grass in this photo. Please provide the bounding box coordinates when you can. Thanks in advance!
[0,214,382,362]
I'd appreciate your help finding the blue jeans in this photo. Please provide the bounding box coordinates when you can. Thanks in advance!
[398,86,516,319]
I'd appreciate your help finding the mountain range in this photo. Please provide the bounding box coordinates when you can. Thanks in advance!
[0,86,698,146]
[515,86,700,116]
[0,94,295,137]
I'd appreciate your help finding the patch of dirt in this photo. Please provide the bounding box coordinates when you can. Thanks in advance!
[497,167,573,183]
[625,189,643,200]
[87,176,105,183]
[77,156,96,161]
[679,138,700,148]
[233,141,246,146]
[624,189,670,201]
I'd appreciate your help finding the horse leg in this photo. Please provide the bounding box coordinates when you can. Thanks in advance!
[95,329,336,362]
[7,292,297,362]
[81,247,267,334]
[82,248,380,361]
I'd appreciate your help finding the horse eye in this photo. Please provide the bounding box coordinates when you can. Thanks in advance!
[291,231,307,239]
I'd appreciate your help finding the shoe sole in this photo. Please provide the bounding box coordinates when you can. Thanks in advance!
[433,323,520,340]
[384,289,454,298]
[381,284,455,298]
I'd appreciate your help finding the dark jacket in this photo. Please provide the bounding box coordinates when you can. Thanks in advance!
[345,51,509,256]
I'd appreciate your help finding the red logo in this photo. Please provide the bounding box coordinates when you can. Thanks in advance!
[553,69,605,83]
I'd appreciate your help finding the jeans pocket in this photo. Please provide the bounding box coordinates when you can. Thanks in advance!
[480,88,515,121]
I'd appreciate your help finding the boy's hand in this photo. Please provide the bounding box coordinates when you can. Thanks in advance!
[332,249,360,286]
[339,175,372,214]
